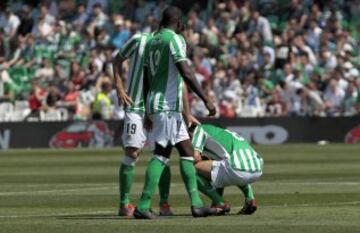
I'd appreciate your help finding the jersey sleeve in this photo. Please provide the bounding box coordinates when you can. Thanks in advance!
[192,125,207,153]
[117,34,140,59]
[169,34,187,63]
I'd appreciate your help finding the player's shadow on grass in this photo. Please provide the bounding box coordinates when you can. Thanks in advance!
[56,213,233,220]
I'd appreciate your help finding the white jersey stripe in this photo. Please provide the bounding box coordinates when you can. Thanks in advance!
[173,35,186,58]
[245,148,256,172]
[233,150,241,169]
[252,150,261,171]
[153,92,161,111]
[239,149,249,171]
[195,129,204,148]
[128,35,146,98]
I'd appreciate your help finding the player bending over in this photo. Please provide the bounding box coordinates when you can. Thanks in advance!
[133,7,217,219]
[190,124,264,215]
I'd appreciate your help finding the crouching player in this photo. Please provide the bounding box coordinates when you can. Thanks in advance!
[190,124,264,215]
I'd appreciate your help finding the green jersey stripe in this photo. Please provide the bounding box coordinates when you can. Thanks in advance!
[128,35,147,108]
[245,148,256,172]
[119,34,140,58]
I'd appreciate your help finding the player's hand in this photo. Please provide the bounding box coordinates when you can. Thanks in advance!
[117,89,133,107]
[144,115,153,131]
[185,114,201,128]
[205,101,216,117]
[193,151,202,163]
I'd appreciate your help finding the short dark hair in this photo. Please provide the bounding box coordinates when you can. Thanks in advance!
[159,6,182,27]
[93,3,102,8]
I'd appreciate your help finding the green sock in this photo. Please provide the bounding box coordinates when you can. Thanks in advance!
[119,161,135,206]
[197,175,224,205]
[137,157,166,211]
[238,184,255,201]
[179,158,203,208]
[159,165,171,206]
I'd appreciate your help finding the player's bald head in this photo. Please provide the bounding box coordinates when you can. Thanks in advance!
[159,6,183,32]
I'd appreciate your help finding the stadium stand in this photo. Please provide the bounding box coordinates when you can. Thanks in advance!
[0,0,359,121]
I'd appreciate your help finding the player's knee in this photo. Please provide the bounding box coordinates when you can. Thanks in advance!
[153,155,170,166]
[179,147,193,158]
[122,155,138,166]
[125,147,140,159]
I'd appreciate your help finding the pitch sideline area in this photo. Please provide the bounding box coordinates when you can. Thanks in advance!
[0,144,359,233]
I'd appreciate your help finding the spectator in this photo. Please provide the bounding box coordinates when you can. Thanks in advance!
[0,1,359,121]
[248,9,272,43]
[324,79,345,116]
[39,4,55,25]
[111,18,130,49]
[17,5,34,36]
[73,3,88,27]
[92,80,112,120]
[70,61,86,90]
[266,90,287,116]
[0,8,20,38]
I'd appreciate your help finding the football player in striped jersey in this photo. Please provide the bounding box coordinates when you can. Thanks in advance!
[190,124,264,215]
[113,32,177,217]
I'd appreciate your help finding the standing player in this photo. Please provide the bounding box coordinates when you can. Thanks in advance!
[191,124,264,215]
[133,7,217,219]
[113,31,199,217]
[113,32,173,217]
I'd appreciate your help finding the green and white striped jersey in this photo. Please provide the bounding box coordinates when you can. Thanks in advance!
[192,124,264,173]
[144,28,187,114]
[117,33,152,113]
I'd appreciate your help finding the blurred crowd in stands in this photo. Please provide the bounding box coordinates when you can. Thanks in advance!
[0,0,359,121]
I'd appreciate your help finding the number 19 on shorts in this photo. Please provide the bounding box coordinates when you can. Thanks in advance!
[126,123,137,134]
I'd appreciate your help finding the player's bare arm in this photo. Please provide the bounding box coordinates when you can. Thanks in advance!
[142,65,152,130]
[176,61,216,116]
[112,54,133,106]
[182,84,201,127]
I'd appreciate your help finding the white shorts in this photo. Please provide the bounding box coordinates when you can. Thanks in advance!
[150,112,190,148]
[121,112,147,149]
[211,160,262,188]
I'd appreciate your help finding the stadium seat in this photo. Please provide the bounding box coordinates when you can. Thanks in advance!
[14,101,29,111]
[58,108,69,121]
[9,109,30,122]
[0,103,14,122]
[40,110,62,121]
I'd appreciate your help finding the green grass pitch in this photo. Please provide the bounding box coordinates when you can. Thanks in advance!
[0,144,360,233]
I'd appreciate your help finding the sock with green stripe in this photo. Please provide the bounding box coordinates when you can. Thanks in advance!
[179,157,204,208]
[197,175,224,205]
[119,156,137,207]
[238,184,255,201]
[137,155,167,211]
[159,162,171,206]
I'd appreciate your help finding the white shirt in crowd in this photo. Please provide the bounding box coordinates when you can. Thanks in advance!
[0,13,20,36]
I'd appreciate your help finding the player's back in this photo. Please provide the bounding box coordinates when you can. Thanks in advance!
[145,28,187,114]
[195,124,263,172]
[117,33,152,113]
